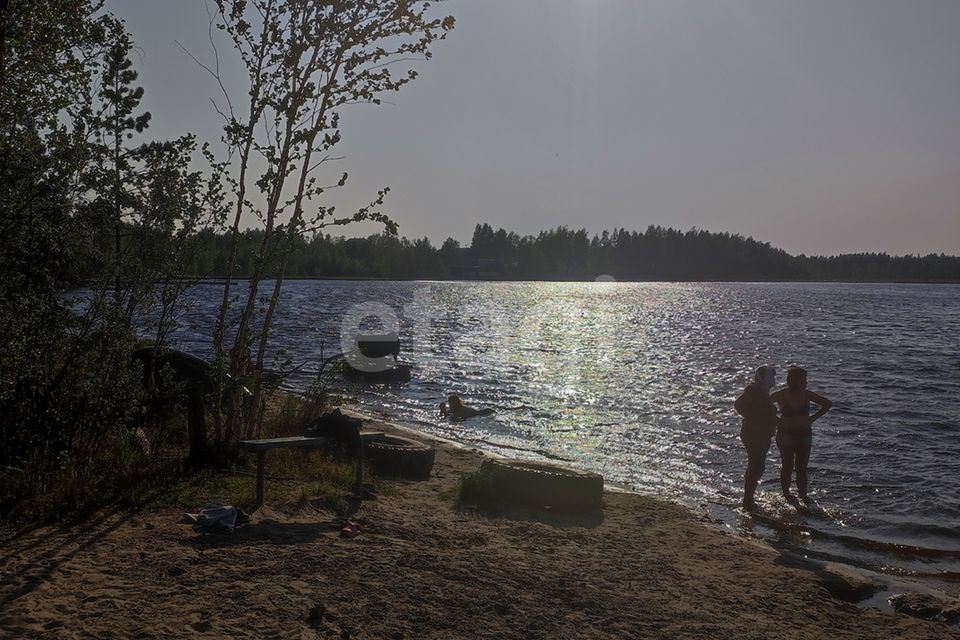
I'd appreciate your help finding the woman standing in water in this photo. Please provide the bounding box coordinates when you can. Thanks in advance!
[734,366,778,510]
[770,367,833,503]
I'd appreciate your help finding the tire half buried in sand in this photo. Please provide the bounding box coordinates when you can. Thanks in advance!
[479,458,604,511]
[364,435,435,480]
[342,361,412,384]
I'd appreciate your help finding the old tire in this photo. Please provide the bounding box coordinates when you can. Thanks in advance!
[479,458,603,511]
[342,361,412,384]
[364,435,435,480]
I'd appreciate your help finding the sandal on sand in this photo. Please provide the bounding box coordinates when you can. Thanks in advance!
[339,521,360,538]
[329,517,358,528]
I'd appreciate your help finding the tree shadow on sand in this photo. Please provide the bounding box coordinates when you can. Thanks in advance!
[0,503,152,611]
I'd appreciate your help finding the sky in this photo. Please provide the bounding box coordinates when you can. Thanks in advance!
[118,0,960,256]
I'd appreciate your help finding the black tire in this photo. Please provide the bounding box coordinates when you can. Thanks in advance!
[364,435,435,480]
[479,458,603,511]
[342,362,412,384]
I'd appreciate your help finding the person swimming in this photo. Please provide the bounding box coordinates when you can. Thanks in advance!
[769,367,833,504]
[439,394,494,421]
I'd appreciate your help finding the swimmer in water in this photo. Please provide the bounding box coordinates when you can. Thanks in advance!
[439,394,494,421]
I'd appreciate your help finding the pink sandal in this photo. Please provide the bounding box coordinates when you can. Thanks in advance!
[339,520,360,538]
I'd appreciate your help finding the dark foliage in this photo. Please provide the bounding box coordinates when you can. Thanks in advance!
[77,223,959,283]
[0,1,221,521]
[0,0,454,521]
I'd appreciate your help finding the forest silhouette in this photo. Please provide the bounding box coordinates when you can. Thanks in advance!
[98,222,959,283]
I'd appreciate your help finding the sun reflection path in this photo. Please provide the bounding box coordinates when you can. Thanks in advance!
[159,280,960,580]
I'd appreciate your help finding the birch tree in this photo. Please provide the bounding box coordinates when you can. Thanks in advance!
[207,0,454,441]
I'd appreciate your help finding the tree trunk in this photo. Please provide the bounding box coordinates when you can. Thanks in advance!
[212,7,275,444]
[0,0,9,93]
[186,388,209,466]
[113,57,122,306]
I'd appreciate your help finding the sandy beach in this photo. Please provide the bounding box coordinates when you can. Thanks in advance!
[0,416,953,640]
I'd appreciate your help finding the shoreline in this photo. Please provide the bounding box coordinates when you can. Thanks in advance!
[1,411,956,637]
[80,277,960,285]
[348,408,958,609]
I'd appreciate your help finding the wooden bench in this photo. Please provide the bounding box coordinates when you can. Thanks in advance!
[239,433,387,508]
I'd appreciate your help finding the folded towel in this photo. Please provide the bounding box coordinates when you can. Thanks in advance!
[185,502,246,534]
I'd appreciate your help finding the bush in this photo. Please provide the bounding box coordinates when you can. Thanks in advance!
[0,293,155,523]
[0,424,180,523]
[458,465,508,508]
[150,449,368,515]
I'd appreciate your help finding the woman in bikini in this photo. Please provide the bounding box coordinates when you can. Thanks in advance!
[770,367,833,503]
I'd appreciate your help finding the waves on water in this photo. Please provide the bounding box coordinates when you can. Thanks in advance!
[163,280,960,588]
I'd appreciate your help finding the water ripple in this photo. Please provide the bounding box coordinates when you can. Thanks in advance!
[165,280,960,582]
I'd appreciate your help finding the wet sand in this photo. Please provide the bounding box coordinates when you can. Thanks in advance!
[0,417,953,639]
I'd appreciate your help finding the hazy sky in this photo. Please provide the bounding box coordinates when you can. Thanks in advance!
[120,0,960,256]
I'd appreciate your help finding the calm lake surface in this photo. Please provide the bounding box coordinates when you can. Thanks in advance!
[170,281,960,586]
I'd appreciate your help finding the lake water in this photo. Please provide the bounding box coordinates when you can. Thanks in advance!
[169,280,960,589]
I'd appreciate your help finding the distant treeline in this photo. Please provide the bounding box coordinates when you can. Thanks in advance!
[76,223,960,283]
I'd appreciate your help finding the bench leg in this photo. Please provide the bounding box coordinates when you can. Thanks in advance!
[354,450,364,497]
[353,430,364,497]
[256,450,266,508]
